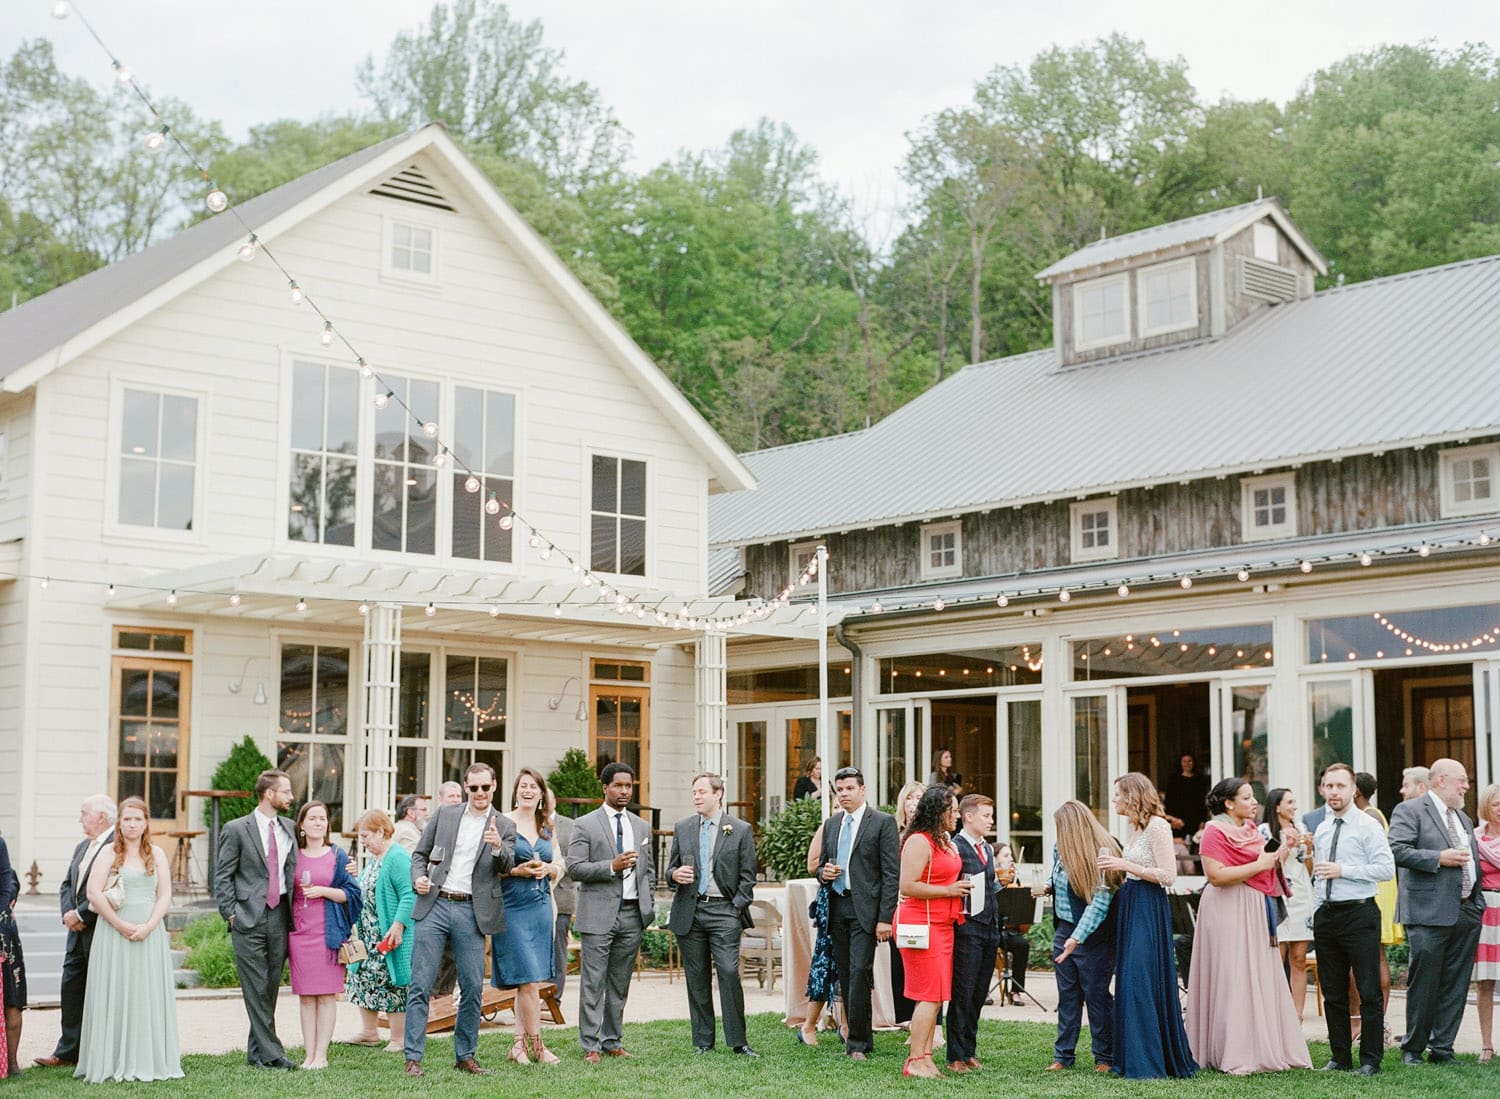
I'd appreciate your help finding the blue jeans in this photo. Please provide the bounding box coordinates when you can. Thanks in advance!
[1053,917,1115,1067]
[403,897,487,1063]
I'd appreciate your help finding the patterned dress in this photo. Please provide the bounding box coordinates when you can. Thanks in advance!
[345,857,406,1012]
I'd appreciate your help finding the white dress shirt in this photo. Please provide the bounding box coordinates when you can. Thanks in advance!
[444,807,489,896]
[613,809,639,901]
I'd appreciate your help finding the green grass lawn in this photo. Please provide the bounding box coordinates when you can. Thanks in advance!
[18,1014,1500,1097]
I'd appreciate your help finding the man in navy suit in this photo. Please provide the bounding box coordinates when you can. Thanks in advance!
[946,795,1000,1073]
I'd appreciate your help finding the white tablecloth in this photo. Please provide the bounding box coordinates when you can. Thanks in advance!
[780,878,895,1028]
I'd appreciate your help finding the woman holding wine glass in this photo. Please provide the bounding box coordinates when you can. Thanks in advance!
[288,801,361,1069]
[343,809,415,1052]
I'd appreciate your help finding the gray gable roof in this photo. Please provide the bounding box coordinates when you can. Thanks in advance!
[1034,197,1325,282]
[0,127,419,384]
[709,251,1500,547]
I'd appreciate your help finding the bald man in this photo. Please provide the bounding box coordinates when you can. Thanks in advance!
[1389,758,1484,1064]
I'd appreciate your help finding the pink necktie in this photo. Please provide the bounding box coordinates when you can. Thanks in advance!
[266,821,281,909]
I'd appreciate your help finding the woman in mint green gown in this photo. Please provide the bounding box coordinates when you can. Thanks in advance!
[75,796,183,1084]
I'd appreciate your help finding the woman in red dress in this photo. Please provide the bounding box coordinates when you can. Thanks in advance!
[896,786,971,1078]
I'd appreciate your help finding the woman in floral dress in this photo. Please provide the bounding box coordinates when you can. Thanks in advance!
[343,809,414,1053]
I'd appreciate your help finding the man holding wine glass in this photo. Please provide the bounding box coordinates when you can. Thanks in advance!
[401,762,517,1077]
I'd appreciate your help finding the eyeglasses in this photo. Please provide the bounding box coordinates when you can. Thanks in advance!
[466,783,493,793]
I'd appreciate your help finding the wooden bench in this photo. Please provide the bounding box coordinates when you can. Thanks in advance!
[380,982,566,1033]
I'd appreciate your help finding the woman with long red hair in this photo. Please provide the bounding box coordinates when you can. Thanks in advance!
[75,796,182,1083]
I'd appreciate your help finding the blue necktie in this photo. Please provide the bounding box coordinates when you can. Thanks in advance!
[699,818,713,896]
[835,815,854,894]
[615,811,625,854]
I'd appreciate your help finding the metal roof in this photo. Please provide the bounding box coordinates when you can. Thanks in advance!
[709,251,1500,547]
[0,128,417,383]
[707,546,747,597]
[1034,197,1325,282]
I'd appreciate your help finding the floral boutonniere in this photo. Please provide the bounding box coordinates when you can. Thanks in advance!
[721,823,734,836]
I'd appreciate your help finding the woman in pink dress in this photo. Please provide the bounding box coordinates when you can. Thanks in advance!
[288,801,358,1069]
[1185,777,1310,1074]
[1473,783,1500,1063]
[895,786,971,1079]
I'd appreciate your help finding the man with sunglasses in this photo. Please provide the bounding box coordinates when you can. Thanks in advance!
[401,762,516,1077]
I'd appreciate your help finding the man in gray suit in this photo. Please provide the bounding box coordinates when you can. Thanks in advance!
[547,790,579,1000]
[1390,757,1484,1065]
[34,795,115,1068]
[212,768,297,1070]
[667,772,758,1057]
[566,761,655,1063]
[402,761,516,1077]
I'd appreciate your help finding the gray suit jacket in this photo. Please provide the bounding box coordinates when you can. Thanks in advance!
[213,811,297,931]
[566,805,655,934]
[1390,795,1483,926]
[410,802,517,935]
[666,813,757,934]
[59,830,113,937]
[551,813,579,916]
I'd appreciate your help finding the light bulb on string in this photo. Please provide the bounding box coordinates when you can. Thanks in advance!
[320,322,334,347]
[540,544,552,560]
[106,583,115,600]
[288,280,304,305]
[1237,568,1251,582]
[1418,543,1431,558]
[237,235,258,261]
[1179,576,1193,589]
[933,598,945,612]
[1058,589,1071,603]
[553,604,563,617]
[425,602,436,617]
[1117,584,1130,597]
[229,592,241,607]
[52,0,69,18]
[995,595,1007,608]
[422,421,438,438]
[1299,560,1313,573]
[205,188,228,213]
[166,589,178,606]
[113,60,132,84]
[432,446,448,468]
[143,125,168,153]
[295,596,308,613]
[599,584,612,598]
[357,602,369,616]
[358,358,373,379]
[871,600,883,614]
[1359,553,1373,566]
[582,573,594,587]
[374,390,392,410]
[489,603,501,618]
[484,496,500,515]
[39,576,50,590]
[464,475,481,494]
[498,513,514,531]
[528,532,541,549]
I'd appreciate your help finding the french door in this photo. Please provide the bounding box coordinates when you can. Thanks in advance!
[730,703,851,823]
[1212,680,1274,799]
[1069,688,1126,832]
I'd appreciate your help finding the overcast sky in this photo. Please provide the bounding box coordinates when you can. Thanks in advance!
[7,0,1495,213]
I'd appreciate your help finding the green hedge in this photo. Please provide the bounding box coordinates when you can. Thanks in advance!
[180,911,288,987]
[758,797,822,880]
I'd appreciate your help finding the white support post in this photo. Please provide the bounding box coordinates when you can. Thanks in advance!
[817,545,830,823]
[695,631,728,779]
[362,603,401,817]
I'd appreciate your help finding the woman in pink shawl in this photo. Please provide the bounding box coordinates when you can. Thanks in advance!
[1184,777,1310,1074]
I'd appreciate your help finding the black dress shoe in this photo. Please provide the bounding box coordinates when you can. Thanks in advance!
[1428,1052,1456,1063]
[732,1046,760,1058]
[1402,1052,1425,1066]
[257,1058,297,1070]
[1354,1064,1379,1076]
[694,1046,713,1055]
[1320,1060,1351,1071]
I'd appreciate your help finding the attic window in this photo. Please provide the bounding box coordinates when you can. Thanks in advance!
[1138,258,1196,338]
[1073,273,1129,351]
[1241,472,1297,541]
[1253,223,1278,262]
[369,164,456,213]
[1440,443,1500,518]
[1070,499,1118,562]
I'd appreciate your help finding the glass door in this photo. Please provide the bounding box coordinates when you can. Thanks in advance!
[1476,660,1500,793]
[1070,688,1125,830]
[876,703,914,808]
[1307,674,1372,802]
[1213,681,1272,801]
[998,697,1044,863]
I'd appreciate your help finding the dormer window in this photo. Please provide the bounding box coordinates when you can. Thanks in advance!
[1138,258,1196,337]
[1241,472,1296,541]
[919,521,962,580]
[1073,274,1129,350]
[1440,443,1500,517]
[1070,499,1118,562]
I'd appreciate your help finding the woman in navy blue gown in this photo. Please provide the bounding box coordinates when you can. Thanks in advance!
[1096,772,1197,1079]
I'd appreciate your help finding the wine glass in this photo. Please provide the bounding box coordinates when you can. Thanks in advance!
[300,869,312,908]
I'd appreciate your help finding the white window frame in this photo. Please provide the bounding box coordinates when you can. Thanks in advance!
[788,540,819,583]
[919,520,963,581]
[1072,273,1130,351]
[1240,472,1298,541]
[449,384,518,565]
[369,368,444,559]
[1253,222,1279,262]
[1070,498,1118,562]
[105,379,205,543]
[380,214,441,288]
[1136,257,1198,338]
[1440,443,1500,518]
[586,448,651,581]
[286,359,362,549]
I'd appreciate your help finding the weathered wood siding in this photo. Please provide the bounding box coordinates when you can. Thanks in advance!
[740,446,1469,598]
[1220,220,1320,331]
[1056,251,1213,369]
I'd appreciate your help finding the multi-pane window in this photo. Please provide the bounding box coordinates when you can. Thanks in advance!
[451,387,515,562]
[391,223,434,275]
[1074,274,1128,348]
[1071,498,1118,562]
[372,373,440,555]
[789,541,818,581]
[1139,259,1196,335]
[119,388,197,529]
[112,628,191,822]
[1241,473,1296,540]
[591,659,649,801]
[443,654,508,783]
[288,362,358,545]
[919,521,962,580]
[396,652,432,797]
[591,455,647,575]
[1442,445,1499,518]
[277,644,350,829]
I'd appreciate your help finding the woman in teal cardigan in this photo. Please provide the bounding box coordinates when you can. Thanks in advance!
[343,809,416,1052]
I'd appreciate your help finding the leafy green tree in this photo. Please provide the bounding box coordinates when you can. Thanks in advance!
[547,746,602,817]
[206,735,275,826]
[206,116,403,203]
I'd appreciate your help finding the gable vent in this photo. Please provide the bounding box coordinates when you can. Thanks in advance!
[1240,256,1298,303]
[370,164,456,213]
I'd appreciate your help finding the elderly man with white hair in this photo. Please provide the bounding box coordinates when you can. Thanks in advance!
[1400,767,1430,802]
[33,795,116,1068]
[1389,758,1484,1065]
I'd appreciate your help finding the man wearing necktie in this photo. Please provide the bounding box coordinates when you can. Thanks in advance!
[815,767,900,1061]
[946,795,1001,1073]
[667,773,759,1056]
[1310,763,1394,1075]
[566,761,656,1063]
[1389,757,1485,1065]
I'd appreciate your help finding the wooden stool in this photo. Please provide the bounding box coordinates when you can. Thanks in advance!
[167,830,204,889]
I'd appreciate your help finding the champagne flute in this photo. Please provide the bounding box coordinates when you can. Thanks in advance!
[300,869,312,908]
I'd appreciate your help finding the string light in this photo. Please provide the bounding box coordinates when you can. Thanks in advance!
[1117,584,1129,597]
[358,602,369,616]
[1359,553,1372,566]
[374,390,392,410]
[498,514,514,531]
[205,187,227,213]
[995,595,1007,608]
[1299,560,1313,573]
[358,358,373,379]
[106,583,115,599]
[484,496,500,515]
[229,592,241,607]
[320,321,334,346]
[1237,568,1251,582]
[432,446,448,468]
[1058,589,1071,603]
[237,235,258,261]
[422,421,438,438]
[1179,576,1192,589]
[489,603,501,618]
[464,475,481,494]
[288,280,304,305]
[1418,543,1431,557]
[143,125,168,153]
[52,1,69,18]
[166,589,177,606]
[40,576,50,590]
[112,59,131,84]
[295,596,308,613]
[425,602,436,617]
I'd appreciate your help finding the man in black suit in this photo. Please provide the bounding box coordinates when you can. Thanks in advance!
[1389,757,1484,1065]
[34,795,115,1068]
[667,772,759,1057]
[213,768,298,1070]
[946,795,1000,1073]
[402,761,516,1077]
[815,766,899,1061]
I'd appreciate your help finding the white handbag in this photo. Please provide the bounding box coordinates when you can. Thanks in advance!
[894,857,935,950]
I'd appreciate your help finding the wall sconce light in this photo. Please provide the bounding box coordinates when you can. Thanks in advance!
[548,675,589,722]
[229,657,268,706]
